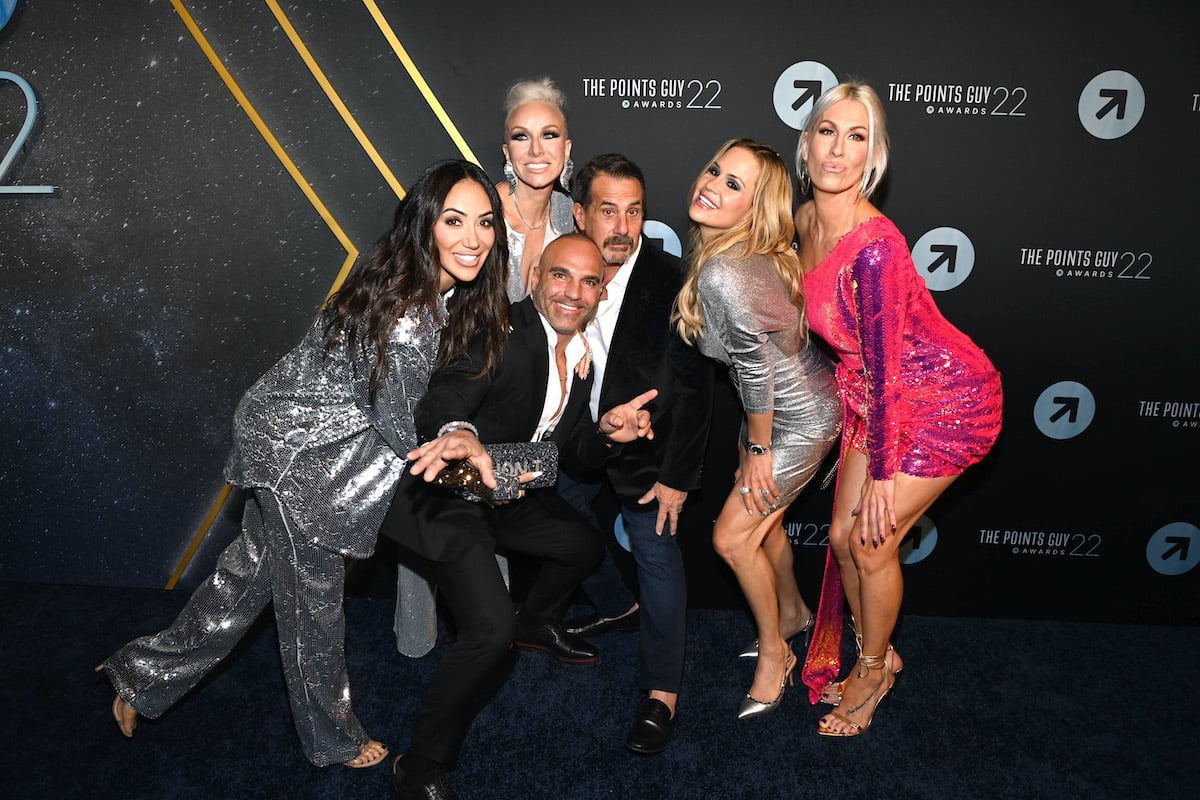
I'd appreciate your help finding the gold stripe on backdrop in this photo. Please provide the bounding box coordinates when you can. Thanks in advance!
[361,0,481,165]
[265,0,408,202]
[167,0,361,587]
[164,0,482,588]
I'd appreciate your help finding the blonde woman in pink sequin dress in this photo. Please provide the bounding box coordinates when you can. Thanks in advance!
[794,83,1002,737]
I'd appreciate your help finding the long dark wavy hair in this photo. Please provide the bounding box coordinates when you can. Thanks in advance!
[322,159,510,401]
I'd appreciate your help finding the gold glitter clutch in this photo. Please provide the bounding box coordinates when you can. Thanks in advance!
[433,442,558,503]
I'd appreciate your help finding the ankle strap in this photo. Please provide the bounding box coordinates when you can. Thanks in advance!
[856,653,887,678]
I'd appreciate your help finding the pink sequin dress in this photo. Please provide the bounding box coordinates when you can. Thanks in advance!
[803,216,1002,480]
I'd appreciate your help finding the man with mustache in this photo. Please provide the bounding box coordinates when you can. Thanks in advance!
[559,155,714,754]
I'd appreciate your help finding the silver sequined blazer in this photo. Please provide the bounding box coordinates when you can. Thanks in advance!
[223,301,445,559]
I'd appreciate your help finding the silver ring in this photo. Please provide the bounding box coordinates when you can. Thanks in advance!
[760,489,771,496]
[739,486,751,495]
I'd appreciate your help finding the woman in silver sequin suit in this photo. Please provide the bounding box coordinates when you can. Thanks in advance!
[498,77,576,301]
[675,139,841,719]
[97,160,511,768]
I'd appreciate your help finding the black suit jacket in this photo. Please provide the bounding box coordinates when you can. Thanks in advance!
[383,297,609,560]
[582,241,714,506]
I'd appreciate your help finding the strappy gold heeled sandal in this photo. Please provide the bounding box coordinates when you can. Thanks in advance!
[817,652,894,737]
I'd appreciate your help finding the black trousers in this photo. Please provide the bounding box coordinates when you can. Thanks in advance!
[381,479,603,766]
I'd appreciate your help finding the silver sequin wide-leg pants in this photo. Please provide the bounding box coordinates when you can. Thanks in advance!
[101,489,368,766]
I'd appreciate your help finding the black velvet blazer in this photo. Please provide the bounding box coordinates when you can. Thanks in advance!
[383,297,609,561]
[585,242,715,505]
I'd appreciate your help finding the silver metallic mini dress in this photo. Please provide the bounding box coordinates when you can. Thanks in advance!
[696,251,841,504]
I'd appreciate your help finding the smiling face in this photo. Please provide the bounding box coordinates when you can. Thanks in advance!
[573,174,645,268]
[529,235,603,340]
[502,100,571,191]
[433,179,496,292]
[801,98,871,197]
[688,146,761,241]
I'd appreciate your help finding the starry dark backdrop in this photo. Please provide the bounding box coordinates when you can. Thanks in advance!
[1,0,1196,623]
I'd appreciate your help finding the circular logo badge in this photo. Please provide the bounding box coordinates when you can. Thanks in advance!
[1078,70,1145,140]
[773,61,838,131]
[1146,522,1200,576]
[911,227,975,292]
[642,220,682,258]
[1034,381,1096,439]
[899,515,937,564]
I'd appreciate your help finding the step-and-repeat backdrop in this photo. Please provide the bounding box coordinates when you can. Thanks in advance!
[2,0,1195,623]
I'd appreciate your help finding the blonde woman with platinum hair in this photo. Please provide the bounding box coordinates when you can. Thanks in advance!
[796,82,1002,737]
[498,77,576,300]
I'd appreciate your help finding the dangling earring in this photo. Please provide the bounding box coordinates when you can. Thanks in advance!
[559,158,574,192]
[798,159,811,196]
[503,159,517,194]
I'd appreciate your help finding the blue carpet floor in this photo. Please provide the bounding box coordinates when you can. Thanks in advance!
[4,580,1197,799]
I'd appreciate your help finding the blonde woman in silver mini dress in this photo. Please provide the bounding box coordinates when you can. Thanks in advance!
[675,139,841,720]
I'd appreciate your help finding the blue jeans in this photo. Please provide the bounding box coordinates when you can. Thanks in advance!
[557,472,687,693]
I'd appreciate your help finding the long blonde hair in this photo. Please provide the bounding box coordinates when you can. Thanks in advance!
[674,139,803,343]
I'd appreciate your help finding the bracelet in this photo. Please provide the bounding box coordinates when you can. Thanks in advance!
[744,440,771,455]
[437,420,479,439]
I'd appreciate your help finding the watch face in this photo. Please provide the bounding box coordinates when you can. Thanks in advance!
[749,443,768,455]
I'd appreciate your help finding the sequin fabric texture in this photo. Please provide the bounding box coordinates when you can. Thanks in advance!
[504,190,575,301]
[225,301,445,558]
[802,216,1002,480]
[102,300,446,766]
[696,250,842,504]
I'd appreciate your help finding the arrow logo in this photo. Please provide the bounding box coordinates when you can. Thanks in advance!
[1162,536,1191,561]
[926,244,958,274]
[791,80,822,112]
[1050,396,1080,424]
[1096,88,1128,120]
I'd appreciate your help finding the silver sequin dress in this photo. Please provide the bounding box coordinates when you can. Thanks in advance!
[101,300,445,766]
[696,251,842,504]
[504,189,575,301]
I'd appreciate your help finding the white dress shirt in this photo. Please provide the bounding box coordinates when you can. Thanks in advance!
[585,237,642,420]
[534,311,591,442]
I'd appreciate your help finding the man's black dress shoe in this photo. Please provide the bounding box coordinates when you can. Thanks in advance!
[391,757,458,800]
[514,620,600,663]
[563,604,640,637]
[625,697,674,755]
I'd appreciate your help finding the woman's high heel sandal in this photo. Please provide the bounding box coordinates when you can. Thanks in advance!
[737,611,815,659]
[738,648,796,719]
[819,644,903,705]
[110,695,137,738]
[817,653,894,737]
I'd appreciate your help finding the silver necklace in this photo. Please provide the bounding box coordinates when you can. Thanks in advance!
[511,191,546,231]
